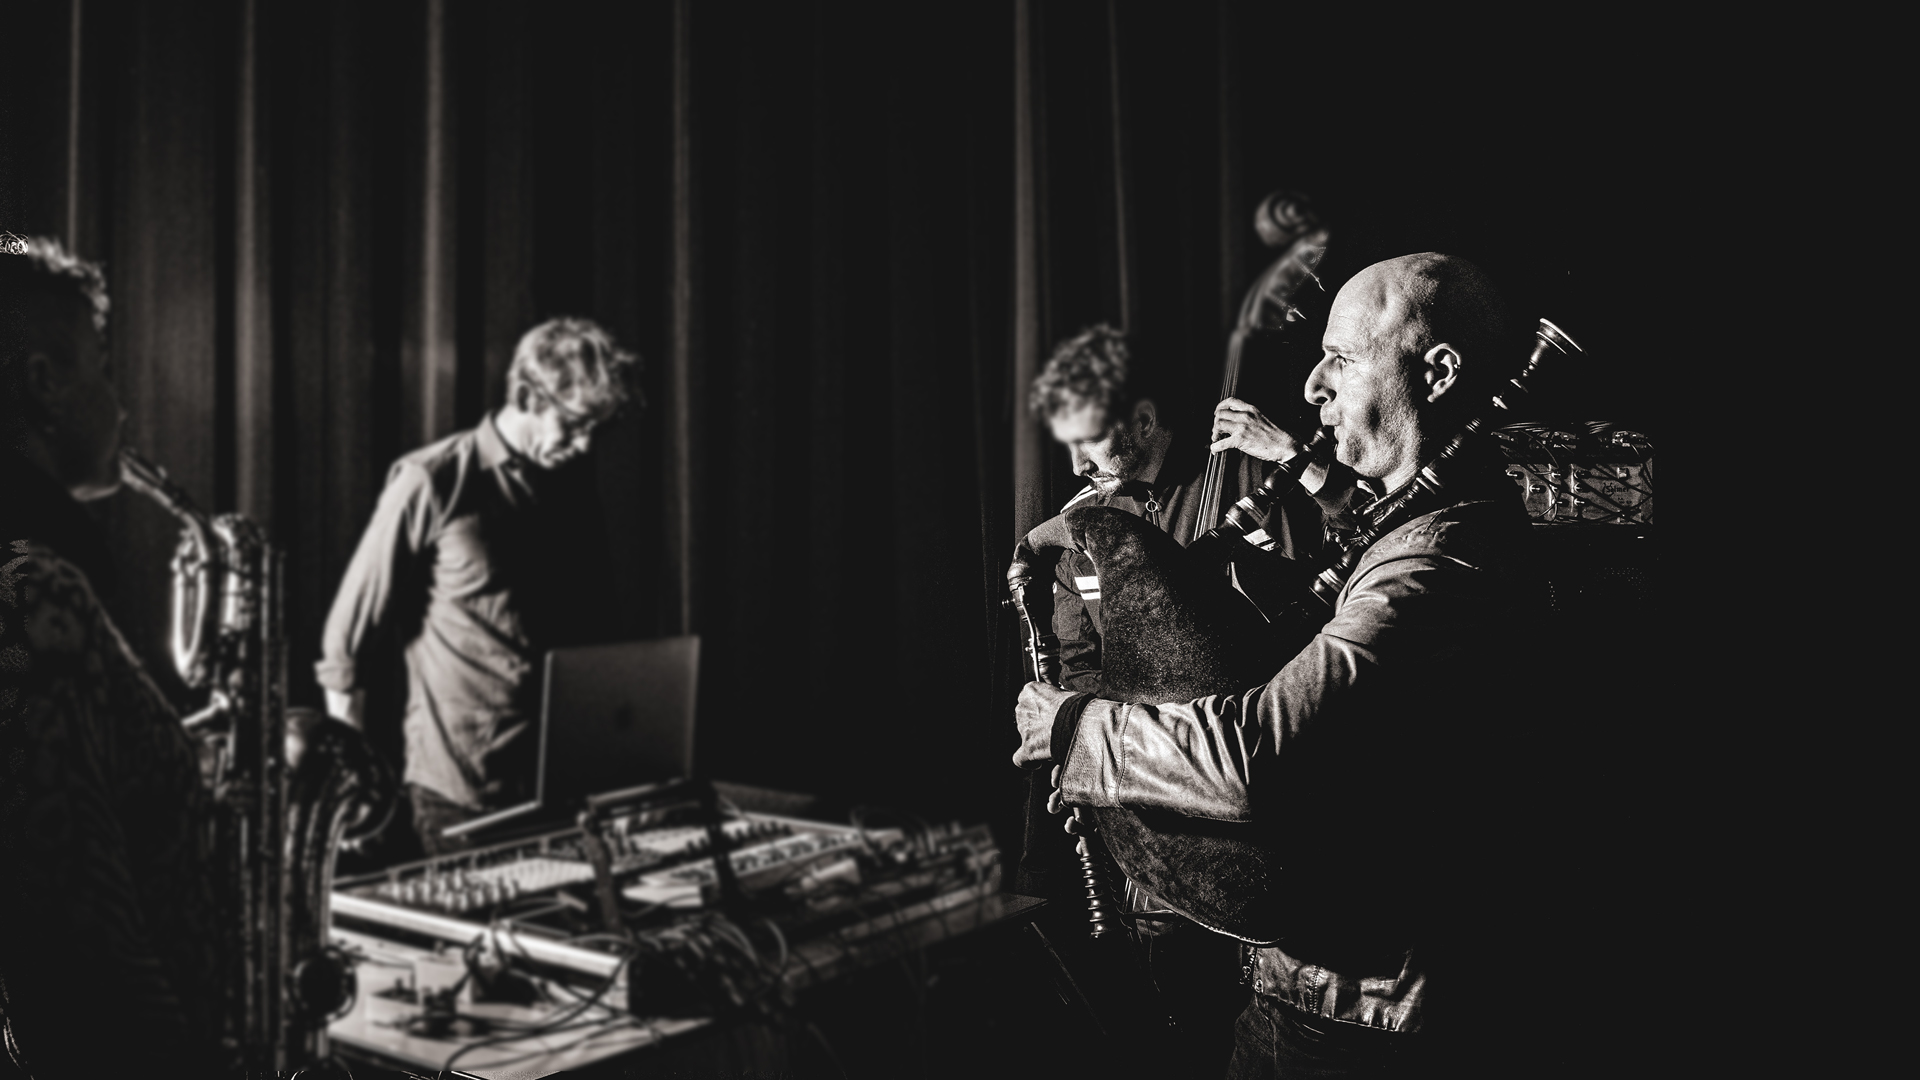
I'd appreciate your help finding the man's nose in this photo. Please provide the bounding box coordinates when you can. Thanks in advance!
[1069,445,1093,475]
[1304,356,1337,406]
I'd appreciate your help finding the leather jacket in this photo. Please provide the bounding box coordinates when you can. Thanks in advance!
[1053,466,1531,1034]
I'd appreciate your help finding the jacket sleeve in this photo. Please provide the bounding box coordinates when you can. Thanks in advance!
[314,462,437,694]
[1055,541,1500,820]
[1052,553,1102,694]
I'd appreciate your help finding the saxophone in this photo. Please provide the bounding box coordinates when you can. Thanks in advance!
[118,449,395,1076]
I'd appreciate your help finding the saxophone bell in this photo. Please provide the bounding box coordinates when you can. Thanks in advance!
[117,446,395,1073]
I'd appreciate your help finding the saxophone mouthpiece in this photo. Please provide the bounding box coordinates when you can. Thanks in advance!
[117,446,162,487]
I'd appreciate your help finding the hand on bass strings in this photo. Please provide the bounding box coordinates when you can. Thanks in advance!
[1210,396,1305,463]
[1012,680,1077,768]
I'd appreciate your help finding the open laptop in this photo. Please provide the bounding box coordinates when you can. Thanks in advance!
[441,635,700,840]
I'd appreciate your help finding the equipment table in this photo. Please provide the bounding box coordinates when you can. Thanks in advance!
[329,892,1045,1078]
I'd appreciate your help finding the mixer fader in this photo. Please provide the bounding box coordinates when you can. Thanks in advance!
[362,858,592,915]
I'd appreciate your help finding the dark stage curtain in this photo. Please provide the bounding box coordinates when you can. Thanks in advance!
[1,0,1037,825]
[673,0,1020,814]
[1,0,1639,839]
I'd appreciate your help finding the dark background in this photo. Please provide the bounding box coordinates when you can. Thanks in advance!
[0,0,1646,854]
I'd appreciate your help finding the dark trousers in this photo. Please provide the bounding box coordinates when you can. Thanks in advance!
[1140,922,1248,1076]
[409,784,482,856]
[1224,995,1431,1080]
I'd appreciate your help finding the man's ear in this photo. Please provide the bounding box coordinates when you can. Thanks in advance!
[1422,344,1463,403]
[1131,397,1159,434]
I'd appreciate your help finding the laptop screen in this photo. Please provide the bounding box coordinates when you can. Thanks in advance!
[440,635,700,840]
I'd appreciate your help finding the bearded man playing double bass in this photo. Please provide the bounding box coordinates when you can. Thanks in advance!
[1015,253,1537,1078]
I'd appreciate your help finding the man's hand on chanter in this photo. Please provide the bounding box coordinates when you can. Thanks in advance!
[1013,680,1079,769]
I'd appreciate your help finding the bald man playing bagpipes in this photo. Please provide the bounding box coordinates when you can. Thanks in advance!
[1014,254,1552,1078]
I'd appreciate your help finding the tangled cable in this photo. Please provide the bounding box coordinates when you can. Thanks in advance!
[436,947,634,1078]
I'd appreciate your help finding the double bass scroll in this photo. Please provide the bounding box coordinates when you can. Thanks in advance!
[1195,191,1332,535]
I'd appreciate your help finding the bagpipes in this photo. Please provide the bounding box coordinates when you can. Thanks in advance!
[1007,317,1584,945]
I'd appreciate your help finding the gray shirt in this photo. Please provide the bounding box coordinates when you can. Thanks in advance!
[317,414,563,809]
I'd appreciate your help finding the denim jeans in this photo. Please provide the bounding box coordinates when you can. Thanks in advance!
[1223,993,1432,1079]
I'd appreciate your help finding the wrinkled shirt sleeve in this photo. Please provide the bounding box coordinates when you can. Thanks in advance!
[1056,546,1497,820]
[314,463,437,694]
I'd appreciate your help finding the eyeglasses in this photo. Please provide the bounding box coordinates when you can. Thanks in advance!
[524,377,603,436]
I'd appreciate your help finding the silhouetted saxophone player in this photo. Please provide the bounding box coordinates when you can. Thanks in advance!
[1015,254,1552,1077]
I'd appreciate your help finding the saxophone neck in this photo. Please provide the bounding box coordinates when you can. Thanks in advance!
[117,448,211,528]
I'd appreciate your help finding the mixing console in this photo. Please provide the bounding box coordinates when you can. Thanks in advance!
[333,811,883,940]
[339,815,799,917]
[621,828,867,906]
[608,816,792,871]
[359,857,592,915]
[326,809,1008,1073]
